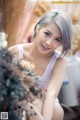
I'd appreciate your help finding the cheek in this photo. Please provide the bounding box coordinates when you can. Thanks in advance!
[52,43,61,50]
[38,34,46,42]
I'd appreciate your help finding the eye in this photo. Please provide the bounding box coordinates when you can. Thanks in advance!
[44,32,51,37]
[55,38,62,43]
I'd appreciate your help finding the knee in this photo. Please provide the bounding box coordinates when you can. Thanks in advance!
[58,104,64,119]
[52,102,64,120]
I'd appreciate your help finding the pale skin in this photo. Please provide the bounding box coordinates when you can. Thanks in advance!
[9,23,67,120]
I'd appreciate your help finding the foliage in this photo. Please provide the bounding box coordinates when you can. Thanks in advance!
[0,48,44,119]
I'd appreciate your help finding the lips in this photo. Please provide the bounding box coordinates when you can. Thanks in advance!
[41,43,50,50]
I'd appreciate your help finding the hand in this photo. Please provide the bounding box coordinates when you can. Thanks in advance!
[27,102,45,120]
[27,102,37,115]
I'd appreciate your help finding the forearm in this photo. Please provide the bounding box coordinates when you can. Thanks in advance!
[27,96,55,120]
[31,96,55,120]
[42,96,55,120]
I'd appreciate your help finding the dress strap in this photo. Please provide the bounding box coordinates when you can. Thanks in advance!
[47,52,59,71]
[40,51,60,80]
[17,44,23,62]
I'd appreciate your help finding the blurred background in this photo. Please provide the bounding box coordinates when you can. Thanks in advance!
[0,0,80,120]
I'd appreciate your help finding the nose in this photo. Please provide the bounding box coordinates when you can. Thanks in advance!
[45,39,52,46]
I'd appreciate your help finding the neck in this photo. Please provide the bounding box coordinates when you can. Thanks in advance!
[29,42,54,60]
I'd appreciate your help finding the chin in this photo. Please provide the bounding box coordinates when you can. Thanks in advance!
[38,49,51,55]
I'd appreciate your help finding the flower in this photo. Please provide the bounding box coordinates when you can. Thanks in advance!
[0,32,8,48]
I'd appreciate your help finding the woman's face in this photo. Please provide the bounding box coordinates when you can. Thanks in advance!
[34,23,62,55]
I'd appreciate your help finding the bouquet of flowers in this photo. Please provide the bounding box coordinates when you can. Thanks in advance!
[0,44,44,120]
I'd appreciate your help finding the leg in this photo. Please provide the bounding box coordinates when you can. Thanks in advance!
[52,102,64,120]
[26,99,64,120]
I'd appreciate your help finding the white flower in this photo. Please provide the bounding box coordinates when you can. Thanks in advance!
[20,60,35,71]
[0,32,8,48]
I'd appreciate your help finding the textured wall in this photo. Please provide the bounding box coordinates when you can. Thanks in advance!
[0,0,51,46]
[0,0,26,46]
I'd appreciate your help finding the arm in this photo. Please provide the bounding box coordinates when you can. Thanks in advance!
[25,57,67,120]
[42,57,67,120]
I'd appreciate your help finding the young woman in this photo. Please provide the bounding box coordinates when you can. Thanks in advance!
[9,10,73,120]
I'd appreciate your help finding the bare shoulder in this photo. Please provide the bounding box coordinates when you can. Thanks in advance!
[23,43,33,50]
[52,56,68,73]
[8,44,25,63]
[56,57,67,66]
[8,43,31,58]
[8,45,19,57]
[8,45,17,52]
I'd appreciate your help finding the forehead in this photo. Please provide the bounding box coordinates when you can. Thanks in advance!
[41,23,61,37]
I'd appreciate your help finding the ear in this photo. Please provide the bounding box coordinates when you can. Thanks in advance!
[33,24,40,37]
[36,24,40,33]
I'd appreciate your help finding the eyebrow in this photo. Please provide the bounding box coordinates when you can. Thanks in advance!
[46,30,52,35]
[56,37,62,40]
